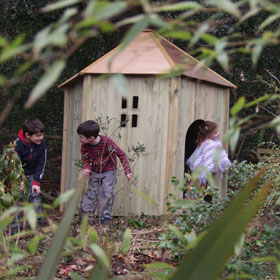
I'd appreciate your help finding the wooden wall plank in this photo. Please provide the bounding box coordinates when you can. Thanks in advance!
[60,89,70,211]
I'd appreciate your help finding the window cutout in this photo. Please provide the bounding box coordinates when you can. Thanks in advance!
[132,114,138,127]
[132,96,139,109]
[121,114,127,127]
[122,97,127,109]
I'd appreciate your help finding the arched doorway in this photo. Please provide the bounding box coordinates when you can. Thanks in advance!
[183,119,205,198]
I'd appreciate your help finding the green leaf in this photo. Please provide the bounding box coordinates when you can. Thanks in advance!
[28,235,45,255]
[70,271,84,280]
[170,170,270,280]
[149,14,171,29]
[270,116,280,134]
[244,95,269,108]
[275,263,280,278]
[112,74,127,95]
[25,60,65,108]
[80,214,88,248]
[118,16,150,52]
[37,176,87,280]
[33,24,69,54]
[41,0,81,12]
[146,262,174,269]
[164,31,192,40]
[26,206,37,230]
[239,7,260,24]
[121,228,132,255]
[230,96,246,116]
[115,14,145,28]
[0,36,7,47]
[190,24,209,46]
[131,186,158,206]
[154,1,202,12]
[88,227,99,244]
[229,127,240,153]
[201,33,218,45]
[0,44,31,63]
[258,14,280,31]
[53,189,75,208]
[95,1,127,21]
[234,233,245,257]
[206,0,240,18]
[216,51,229,70]
[173,199,196,209]
[88,262,109,280]
[169,224,185,244]
[252,42,263,65]
[89,244,110,268]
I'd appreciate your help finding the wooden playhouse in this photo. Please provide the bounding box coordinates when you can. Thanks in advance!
[59,29,236,215]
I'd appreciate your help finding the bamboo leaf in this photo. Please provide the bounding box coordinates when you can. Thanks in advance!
[89,244,110,268]
[169,225,185,244]
[229,127,240,153]
[190,24,208,46]
[258,14,280,31]
[164,31,192,40]
[88,227,99,244]
[207,0,240,18]
[173,199,196,208]
[230,96,246,116]
[95,1,127,21]
[252,42,263,65]
[41,0,81,12]
[112,74,127,95]
[88,262,109,280]
[53,189,75,208]
[239,7,260,24]
[26,206,37,230]
[131,186,158,206]
[25,60,65,108]
[28,235,45,255]
[154,1,202,12]
[170,170,270,280]
[270,116,280,134]
[121,228,132,254]
[146,262,174,269]
[37,176,87,280]
[118,16,150,52]
[80,214,88,248]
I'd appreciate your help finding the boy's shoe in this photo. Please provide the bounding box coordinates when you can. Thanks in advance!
[101,218,110,225]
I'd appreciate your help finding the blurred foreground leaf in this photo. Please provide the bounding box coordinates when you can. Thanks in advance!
[170,169,270,280]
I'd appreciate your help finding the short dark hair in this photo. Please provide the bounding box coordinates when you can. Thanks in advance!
[77,120,100,138]
[23,118,45,136]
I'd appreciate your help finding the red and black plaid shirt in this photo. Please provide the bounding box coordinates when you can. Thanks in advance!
[80,135,132,175]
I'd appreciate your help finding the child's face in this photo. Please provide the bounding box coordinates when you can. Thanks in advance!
[210,129,220,140]
[26,132,44,145]
[78,134,95,145]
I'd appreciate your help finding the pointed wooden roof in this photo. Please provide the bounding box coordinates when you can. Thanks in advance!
[60,30,236,88]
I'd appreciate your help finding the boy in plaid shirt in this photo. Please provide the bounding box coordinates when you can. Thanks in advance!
[77,120,133,224]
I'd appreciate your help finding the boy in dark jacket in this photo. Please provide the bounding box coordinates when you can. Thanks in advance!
[15,118,47,227]
[77,120,133,225]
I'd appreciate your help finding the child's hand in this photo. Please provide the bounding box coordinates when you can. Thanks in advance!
[126,172,134,180]
[82,168,91,176]
[32,185,41,195]
[20,181,24,191]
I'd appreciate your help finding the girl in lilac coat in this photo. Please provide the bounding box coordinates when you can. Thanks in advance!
[187,121,231,185]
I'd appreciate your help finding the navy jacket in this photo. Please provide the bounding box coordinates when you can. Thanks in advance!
[15,129,47,186]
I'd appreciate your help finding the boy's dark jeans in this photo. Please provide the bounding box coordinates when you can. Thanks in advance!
[11,175,42,233]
